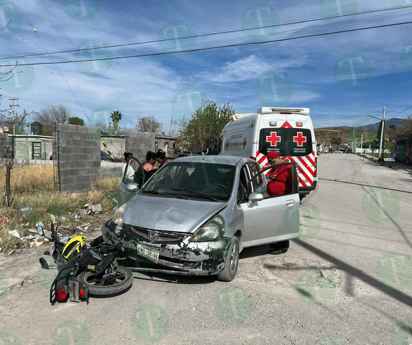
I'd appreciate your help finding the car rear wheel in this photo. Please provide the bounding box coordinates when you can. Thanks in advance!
[217,237,239,282]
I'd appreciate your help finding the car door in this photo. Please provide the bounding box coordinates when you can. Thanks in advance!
[118,158,142,207]
[239,161,300,248]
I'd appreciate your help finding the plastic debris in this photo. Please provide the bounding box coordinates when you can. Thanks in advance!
[35,222,44,236]
[8,230,21,239]
[84,204,102,214]
[79,209,87,216]
[35,239,43,246]
[8,250,14,255]
[18,205,32,216]
[56,216,69,222]
[49,214,56,224]
[0,217,10,223]
[22,235,36,241]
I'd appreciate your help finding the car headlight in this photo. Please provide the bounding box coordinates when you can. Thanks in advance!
[191,216,225,242]
[113,204,126,226]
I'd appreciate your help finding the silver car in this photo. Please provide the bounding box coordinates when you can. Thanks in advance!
[103,155,300,282]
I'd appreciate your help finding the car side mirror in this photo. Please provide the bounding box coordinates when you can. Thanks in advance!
[249,192,263,202]
[127,183,138,191]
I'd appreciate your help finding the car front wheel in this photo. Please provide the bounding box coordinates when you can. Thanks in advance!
[217,237,239,282]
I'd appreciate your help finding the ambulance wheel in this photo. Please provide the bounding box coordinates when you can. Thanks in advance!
[78,266,133,296]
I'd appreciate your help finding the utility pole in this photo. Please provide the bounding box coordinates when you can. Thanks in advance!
[9,97,19,135]
[168,114,173,136]
[361,133,363,154]
[377,106,385,163]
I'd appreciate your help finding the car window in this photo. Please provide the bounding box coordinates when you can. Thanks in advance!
[247,162,262,190]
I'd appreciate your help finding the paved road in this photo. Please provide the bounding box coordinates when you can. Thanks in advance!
[1,154,411,345]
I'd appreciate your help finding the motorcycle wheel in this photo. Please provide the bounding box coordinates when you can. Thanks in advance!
[77,266,133,296]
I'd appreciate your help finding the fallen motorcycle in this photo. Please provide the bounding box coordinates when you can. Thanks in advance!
[38,222,133,304]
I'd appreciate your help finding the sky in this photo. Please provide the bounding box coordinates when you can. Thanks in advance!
[1,0,412,133]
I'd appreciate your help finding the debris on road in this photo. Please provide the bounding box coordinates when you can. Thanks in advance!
[78,209,88,216]
[0,217,10,223]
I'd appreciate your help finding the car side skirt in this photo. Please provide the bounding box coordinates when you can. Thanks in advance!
[242,233,299,249]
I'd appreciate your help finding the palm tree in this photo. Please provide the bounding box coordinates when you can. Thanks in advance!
[110,110,122,131]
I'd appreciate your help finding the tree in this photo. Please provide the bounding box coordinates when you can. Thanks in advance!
[68,116,85,126]
[185,100,235,151]
[110,110,122,131]
[331,136,342,151]
[135,115,163,134]
[33,104,71,125]
[0,108,31,133]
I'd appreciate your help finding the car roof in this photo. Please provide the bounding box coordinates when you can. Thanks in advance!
[172,155,247,166]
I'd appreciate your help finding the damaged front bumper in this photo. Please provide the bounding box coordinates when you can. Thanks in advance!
[101,220,227,276]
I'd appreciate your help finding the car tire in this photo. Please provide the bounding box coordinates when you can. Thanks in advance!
[217,237,239,282]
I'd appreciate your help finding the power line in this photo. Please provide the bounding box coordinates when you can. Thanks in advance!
[14,0,91,123]
[1,3,411,61]
[3,19,412,68]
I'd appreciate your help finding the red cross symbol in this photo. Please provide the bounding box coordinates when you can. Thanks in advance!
[266,132,281,146]
[243,138,247,149]
[225,141,229,150]
[293,132,307,146]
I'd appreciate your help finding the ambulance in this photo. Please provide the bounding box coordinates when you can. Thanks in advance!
[218,107,317,198]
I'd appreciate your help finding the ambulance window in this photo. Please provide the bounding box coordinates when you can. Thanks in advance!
[259,128,313,157]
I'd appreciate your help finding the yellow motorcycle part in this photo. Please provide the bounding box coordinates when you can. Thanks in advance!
[62,236,88,259]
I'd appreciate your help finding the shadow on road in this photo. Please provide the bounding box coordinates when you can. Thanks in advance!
[318,178,412,194]
[294,239,412,308]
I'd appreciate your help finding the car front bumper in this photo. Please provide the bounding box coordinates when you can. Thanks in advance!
[101,220,227,276]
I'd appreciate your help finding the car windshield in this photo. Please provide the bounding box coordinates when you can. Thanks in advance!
[140,161,236,201]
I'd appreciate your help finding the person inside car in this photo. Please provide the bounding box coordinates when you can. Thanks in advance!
[266,151,292,197]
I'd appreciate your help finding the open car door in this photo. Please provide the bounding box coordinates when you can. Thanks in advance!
[117,154,144,207]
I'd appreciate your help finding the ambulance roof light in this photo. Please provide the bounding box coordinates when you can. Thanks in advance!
[257,107,310,115]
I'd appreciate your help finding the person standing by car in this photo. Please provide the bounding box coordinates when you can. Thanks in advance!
[154,149,171,169]
[266,151,292,197]
[122,152,135,182]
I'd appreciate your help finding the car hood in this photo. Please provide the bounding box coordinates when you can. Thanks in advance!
[122,195,227,233]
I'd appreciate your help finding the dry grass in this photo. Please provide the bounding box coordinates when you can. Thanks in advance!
[0,165,55,195]
[0,164,121,253]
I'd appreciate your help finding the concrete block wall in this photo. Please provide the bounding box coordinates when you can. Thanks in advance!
[125,131,155,163]
[57,124,100,193]
[0,133,12,167]
[100,136,125,159]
